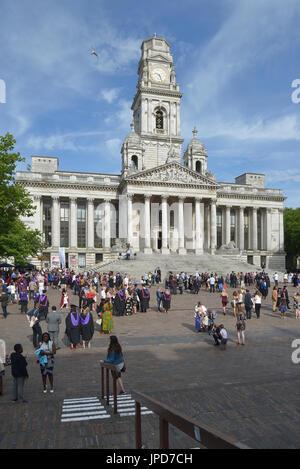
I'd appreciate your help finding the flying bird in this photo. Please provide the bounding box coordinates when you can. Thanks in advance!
[91,48,99,59]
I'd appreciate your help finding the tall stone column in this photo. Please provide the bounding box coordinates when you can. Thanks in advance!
[178,196,186,255]
[70,197,77,249]
[87,198,94,249]
[127,194,133,247]
[195,197,203,254]
[266,208,272,251]
[279,208,284,252]
[225,206,231,245]
[161,196,169,254]
[210,199,217,253]
[252,207,258,251]
[52,196,59,248]
[104,199,111,249]
[144,194,152,254]
[33,195,41,231]
[239,207,244,251]
[259,209,264,250]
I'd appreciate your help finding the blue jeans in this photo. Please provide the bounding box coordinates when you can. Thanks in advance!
[2,305,7,318]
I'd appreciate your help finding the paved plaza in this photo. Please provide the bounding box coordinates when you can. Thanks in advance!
[1,280,300,449]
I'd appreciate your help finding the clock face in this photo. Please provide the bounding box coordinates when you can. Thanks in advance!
[151,68,166,82]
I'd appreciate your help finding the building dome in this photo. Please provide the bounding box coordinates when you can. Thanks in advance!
[124,122,141,147]
[186,127,207,155]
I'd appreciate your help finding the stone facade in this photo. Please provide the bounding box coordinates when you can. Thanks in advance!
[16,36,286,271]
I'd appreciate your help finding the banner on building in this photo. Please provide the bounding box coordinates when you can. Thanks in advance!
[59,248,66,269]
[51,255,60,268]
[70,255,78,268]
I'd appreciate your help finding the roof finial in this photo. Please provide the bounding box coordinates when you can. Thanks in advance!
[154,32,157,38]
[130,121,135,132]
[193,127,198,139]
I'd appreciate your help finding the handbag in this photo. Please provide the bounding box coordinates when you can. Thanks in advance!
[96,318,102,326]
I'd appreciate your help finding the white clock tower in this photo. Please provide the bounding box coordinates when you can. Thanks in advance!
[122,36,184,173]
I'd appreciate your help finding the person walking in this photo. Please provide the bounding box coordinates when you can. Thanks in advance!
[35,332,56,393]
[272,287,278,313]
[65,305,81,350]
[101,298,114,335]
[231,291,239,317]
[46,306,62,348]
[293,292,300,319]
[244,289,253,319]
[0,290,9,319]
[80,307,95,348]
[162,289,171,313]
[156,287,163,312]
[236,308,246,345]
[100,335,126,395]
[221,289,228,315]
[10,344,28,403]
[19,288,29,314]
[254,291,262,319]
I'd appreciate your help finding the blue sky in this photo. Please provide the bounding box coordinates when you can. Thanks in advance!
[0,0,300,206]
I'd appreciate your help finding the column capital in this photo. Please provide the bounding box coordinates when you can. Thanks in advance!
[194,196,202,203]
[178,196,185,202]
[52,195,60,201]
[104,198,112,204]
[33,195,41,201]
[127,194,133,201]
[70,196,77,203]
[161,195,168,202]
[87,197,95,203]
[144,194,152,200]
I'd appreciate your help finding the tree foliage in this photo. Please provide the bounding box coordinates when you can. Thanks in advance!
[284,207,300,257]
[0,133,45,263]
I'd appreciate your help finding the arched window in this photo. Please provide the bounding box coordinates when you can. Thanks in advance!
[131,155,138,170]
[155,109,164,130]
[195,161,202,173]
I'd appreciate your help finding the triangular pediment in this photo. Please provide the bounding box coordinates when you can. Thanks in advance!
[151,54,169,62]
[125,162,219,187]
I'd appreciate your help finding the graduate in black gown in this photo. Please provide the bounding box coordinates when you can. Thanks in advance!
[113,289,126,316]
[138,286,150,313]
[162,289,171,313]
[65,305,81,350]
[80,307,95,348]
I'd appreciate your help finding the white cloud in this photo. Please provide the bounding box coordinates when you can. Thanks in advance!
[267,169,300,184]
[100,88,121,103]
[105,138,122,157]
[191,113,300,142]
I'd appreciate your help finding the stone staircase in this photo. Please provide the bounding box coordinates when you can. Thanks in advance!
[89,252,285,281]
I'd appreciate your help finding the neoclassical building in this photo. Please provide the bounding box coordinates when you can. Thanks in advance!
[16,36,286,270]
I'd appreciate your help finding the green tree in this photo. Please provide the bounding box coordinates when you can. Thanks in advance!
[284,207,300,257]
[0,132,45,264]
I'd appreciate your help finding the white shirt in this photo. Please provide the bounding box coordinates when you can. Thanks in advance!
[220,329,228,339]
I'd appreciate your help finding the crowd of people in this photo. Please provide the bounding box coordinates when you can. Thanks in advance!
[0,265,300,401]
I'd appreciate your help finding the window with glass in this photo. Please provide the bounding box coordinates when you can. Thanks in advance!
[78,253,86,268]
[60,201,69,247]
[155,110,164,130]
[77,201,86,248]
[43,199,52,247]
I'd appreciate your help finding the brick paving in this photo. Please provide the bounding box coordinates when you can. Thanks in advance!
[0,280,300,448]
